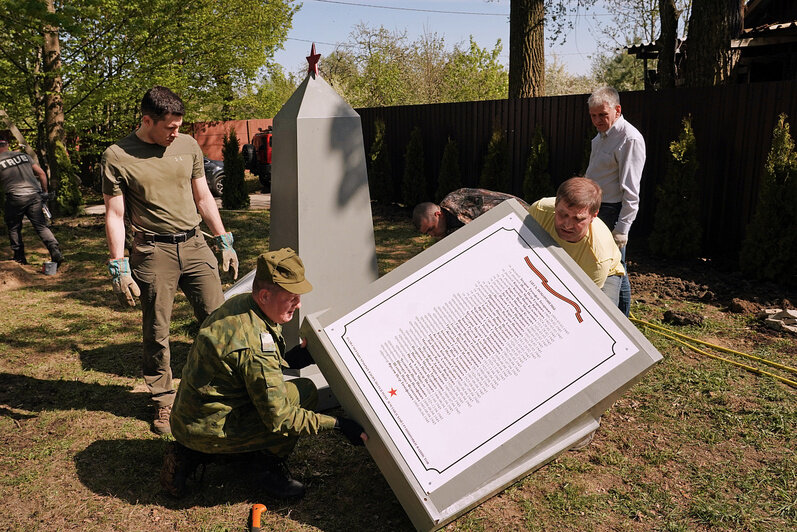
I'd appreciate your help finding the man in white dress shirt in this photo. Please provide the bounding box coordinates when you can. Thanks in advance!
[585,86,646,317]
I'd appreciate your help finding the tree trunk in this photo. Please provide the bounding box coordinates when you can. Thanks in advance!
[43,0,67,186]
[657,0,678,89]
[509,0,545,98]
[683,0,743,87]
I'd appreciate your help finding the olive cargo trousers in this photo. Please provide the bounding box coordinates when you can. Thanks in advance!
[131,231,224,407]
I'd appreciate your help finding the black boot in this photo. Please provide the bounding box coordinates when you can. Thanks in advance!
[160,442,212,497]
[256,456,306,500]
[48,244,64,266]
[12,249,27,265]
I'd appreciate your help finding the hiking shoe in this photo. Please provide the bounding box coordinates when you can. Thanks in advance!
[153,405,172,435]
[160,442,215,497]
[257,460,306,500]
[13,255,27,265]
[160,442,198,497]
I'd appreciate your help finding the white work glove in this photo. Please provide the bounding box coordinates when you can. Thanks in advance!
[214,232,239,280]
[612,231,628,249]
[108,258,141,307]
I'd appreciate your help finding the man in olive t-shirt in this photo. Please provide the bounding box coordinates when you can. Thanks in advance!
[101,86,240,435]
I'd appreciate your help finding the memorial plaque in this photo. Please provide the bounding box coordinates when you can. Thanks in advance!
[302,199,662,531]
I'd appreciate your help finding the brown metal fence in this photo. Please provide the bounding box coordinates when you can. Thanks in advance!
[357,80,797,259]
[191,118,272,160]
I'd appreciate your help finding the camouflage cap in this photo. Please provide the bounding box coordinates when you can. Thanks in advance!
[256,248,313,294]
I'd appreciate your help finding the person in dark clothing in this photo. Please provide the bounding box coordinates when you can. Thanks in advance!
[412,188,530,238]
[0,140,63,265]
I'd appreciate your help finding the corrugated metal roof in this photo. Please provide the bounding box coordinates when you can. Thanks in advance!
[741,20,797,36]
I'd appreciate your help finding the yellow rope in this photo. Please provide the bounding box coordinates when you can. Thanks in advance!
[637,326,797,388]
[630,316,797,376]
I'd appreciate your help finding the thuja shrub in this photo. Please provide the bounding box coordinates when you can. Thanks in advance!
[649,116,702,259]
[740,114,797,285]
[435,137,462,203]
[401,126,427,207]
[522,125,554,203]
[222,129,249,210]
[368,119,393,204]
[479,128,510,192]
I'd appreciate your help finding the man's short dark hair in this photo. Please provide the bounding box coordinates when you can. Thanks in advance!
[141,86,185,121]
[412,202,439,230]
[556,177,602,214]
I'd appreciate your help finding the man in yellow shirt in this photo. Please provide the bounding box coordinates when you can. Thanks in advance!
[528,177,625,306]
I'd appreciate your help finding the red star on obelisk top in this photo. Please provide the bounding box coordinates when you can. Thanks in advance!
[307,43,321,78]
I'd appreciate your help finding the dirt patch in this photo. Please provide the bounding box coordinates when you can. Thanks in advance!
[0,261,34,291]
[629,252,796,316]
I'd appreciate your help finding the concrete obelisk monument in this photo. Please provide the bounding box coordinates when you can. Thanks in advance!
[270,45,379,400]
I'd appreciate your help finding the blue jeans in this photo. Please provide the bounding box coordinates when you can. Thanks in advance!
[600,274,622,308]
[597,202,631,316]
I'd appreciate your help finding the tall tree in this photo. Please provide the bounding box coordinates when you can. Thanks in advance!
[682,0,743,87]
[657,0,679,89]
[43,0,66,186]
[441,38,508,102]
[591,52,646,92]
[546,55,593,95]
[509,0,545,98]
[0,0,297,176]
[321,25,507,107]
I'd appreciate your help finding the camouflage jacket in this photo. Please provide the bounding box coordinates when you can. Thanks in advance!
[171,293,337,454]
[439,188,530,233]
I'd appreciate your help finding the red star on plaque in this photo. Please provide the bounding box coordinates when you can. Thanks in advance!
[306,43,321,77]
[389,388,397,397]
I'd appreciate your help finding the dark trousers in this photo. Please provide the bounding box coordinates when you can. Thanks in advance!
[130,231,224,407]
[4,193,60,261]
[597,202,631,316]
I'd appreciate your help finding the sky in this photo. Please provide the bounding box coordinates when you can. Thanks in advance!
[273,0,617,78]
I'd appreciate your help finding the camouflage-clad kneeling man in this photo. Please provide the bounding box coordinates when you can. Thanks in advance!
[162,248,366,499]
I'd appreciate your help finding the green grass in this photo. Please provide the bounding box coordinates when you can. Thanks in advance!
[0,192,795,531]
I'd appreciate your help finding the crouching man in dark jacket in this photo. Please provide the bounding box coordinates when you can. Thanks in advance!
[161,248,366,499]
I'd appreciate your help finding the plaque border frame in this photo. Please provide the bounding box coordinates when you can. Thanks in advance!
[302,199,662,531]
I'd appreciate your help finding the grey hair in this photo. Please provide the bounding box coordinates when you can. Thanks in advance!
[588,86,620,108]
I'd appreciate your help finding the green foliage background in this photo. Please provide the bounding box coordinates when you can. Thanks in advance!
[221,130,249,210]
[435,137,462,203]
[53,141,83,216]
[522,125,554,203]
[740,114,797,285]
[322,26,508,108]
[649,116,703,259]
[368,119,393,204]
[0,0,298,169]
[480,128,511,192]
[401,126,426,207]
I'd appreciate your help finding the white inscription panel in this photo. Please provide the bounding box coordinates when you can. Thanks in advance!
[325,212,637,493]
